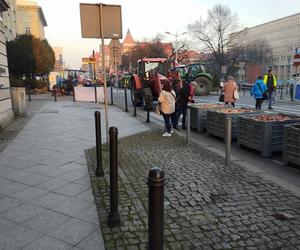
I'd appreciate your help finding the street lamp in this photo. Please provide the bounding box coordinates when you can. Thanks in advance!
[165,31,187,64]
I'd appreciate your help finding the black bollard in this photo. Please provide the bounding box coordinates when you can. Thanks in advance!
[124,88,128,112]
[73,86,76,102]
[94,111,104,177]
[110,86,114,105]
[186,107,191,143]
[94,84,97,103]
[133,98,137,117]
[54,86,57,102]
[27,84,31,102]
[243,83,246,96]
[146,100,150,123]
[147,167,165,250]
[280,85,283,100]
[107,127,121,227]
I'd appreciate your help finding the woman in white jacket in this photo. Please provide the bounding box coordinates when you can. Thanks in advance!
[158,81,176,137]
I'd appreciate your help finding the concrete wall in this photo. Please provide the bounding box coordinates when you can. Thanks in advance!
[0,22,13,131]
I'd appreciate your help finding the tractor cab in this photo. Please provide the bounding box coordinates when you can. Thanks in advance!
[186,63,206,81]
[137,58,168,80]
[130,58,170,107]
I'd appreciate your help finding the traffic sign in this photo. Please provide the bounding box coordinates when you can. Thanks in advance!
[82,57,96,64]
[293,54,300,67]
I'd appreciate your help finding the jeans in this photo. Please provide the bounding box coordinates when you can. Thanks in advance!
[175,104,187,128]
[171,111,177,127]
[267,92,274,108]
[162,113,172,133]
[255,98,263,109]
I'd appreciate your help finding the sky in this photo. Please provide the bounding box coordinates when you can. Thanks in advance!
[36,0,300,69]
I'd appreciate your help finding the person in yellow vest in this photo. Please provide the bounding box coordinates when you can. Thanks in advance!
[263,69,277,109]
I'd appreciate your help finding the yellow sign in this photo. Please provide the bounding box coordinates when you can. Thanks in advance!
[82,57,96,64]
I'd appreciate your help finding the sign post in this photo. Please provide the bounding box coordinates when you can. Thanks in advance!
[80,3,122,143]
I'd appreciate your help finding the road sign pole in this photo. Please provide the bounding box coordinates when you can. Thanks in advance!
[100,5,109,145]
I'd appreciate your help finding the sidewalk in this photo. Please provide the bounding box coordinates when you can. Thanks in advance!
[0,94,149,249]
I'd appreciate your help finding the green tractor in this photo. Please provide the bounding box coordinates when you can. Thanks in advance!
[175,63,213,95]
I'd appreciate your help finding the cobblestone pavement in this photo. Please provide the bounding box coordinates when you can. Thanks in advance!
[87,130,300,249]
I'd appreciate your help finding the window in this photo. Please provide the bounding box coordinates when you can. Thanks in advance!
[25,27,30,34]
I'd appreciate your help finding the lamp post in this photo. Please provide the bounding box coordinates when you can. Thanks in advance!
[165,31,187,64]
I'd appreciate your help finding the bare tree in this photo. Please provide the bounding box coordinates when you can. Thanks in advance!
[226,38,272,77]
[188,4,239,75]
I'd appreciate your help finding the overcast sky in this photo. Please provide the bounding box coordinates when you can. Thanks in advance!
[37,0,300,69]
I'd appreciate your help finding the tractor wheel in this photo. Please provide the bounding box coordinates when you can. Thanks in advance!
[193,76,212,95]
[143,88,153,110]
[130,77,143,107]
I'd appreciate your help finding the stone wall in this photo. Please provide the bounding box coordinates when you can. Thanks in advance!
[0,21,13,131]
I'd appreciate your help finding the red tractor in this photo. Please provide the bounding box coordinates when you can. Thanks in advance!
[130,58,170,107]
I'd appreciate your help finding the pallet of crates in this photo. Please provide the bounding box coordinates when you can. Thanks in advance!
[237,113,300,157]
[206,107,261,141]
[189,103,225,132]
[283,123,300,166]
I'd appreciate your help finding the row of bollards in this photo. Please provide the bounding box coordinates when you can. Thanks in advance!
[94,111,165,249]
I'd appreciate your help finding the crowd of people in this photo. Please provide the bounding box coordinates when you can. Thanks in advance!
[157,79,196,137]
[158,69,294,137]
[220,69,278,110]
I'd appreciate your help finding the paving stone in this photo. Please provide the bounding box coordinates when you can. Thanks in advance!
[85,131,300,249]
[0,202,47,224]
[48,218,98,245]
[23,209,71,233]
[0,225,42,249]
[52,197,94,217]
[9,186,48,201]
[31,191,72,209]
[0,196,23,213]
[23,236,72,250]
[54,182,90,197]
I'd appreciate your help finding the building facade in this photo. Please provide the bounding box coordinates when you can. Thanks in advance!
[0,0,17,130]
[52,47,64,72]
[15,0,47,39]
[232,12,300,80]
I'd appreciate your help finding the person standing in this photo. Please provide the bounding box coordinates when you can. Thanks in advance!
[158,81,176,137]
[223,76,238,107]
[173,81,196,129]
[250,76,268,109]
[290,83,294,102]
[263,69,277,109]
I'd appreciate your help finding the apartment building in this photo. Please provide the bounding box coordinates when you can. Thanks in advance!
[232,12,300,80]
[15,0,47,39]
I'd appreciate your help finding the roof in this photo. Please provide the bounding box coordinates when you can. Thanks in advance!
[123,29,136,45]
